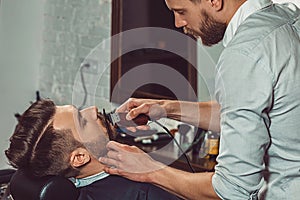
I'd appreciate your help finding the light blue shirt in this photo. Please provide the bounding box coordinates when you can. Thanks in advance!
[212,0,300,199]
[70,171,110,188]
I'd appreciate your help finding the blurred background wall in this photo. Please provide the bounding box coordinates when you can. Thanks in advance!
[0,0,43,169]
[0,0,112,170]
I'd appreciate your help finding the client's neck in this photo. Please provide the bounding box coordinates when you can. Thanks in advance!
[75,156,105,179]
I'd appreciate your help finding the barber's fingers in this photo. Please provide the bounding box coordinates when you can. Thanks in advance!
[115,100,129,113]
[116,98,140,113]
[106,141,141,153]
[125,126,137,132]
[103,165,124,176]
[99,156,120,168]
[126,125,151,132]
[127,103,151,120]
[105,141,128,152]
[116,98,164,121]
[106,150,121,160]
[116,98,151,120]
[136,125,150,130]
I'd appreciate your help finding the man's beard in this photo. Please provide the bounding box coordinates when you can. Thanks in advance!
[184,11,226,46]
[83,135,109,158]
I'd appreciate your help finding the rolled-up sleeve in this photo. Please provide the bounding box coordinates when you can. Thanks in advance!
[213,50,273,199]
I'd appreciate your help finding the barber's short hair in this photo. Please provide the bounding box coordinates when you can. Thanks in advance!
[5,99,83,177]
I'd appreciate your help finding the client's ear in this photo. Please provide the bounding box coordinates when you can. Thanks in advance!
[70,148,91,168]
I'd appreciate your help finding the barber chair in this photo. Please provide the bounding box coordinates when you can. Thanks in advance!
[0,168,79,200]
[0,169,15,199]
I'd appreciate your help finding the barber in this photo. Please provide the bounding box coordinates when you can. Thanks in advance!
[100,0,300,199]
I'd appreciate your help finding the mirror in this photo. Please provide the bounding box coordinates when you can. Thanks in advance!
[110,0,198,103]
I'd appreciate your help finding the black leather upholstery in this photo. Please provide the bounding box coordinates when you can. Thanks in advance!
[9,169,79,200]
[0,169,16,184]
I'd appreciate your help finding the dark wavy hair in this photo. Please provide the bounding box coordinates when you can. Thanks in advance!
[5,99,84,177]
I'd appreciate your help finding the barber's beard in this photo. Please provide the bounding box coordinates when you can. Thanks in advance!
[184,11,226,46]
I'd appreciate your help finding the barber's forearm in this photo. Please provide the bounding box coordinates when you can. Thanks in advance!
[161,100,220,132]
[147,167,220,200]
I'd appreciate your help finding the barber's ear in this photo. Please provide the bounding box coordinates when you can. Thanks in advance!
[70,148,91,168]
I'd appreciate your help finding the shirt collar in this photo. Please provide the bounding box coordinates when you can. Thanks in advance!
[69,171,110,188]
[223,0,273,47]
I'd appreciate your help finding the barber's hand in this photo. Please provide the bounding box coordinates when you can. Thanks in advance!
[117,98,167,131]
[99,141,165,182]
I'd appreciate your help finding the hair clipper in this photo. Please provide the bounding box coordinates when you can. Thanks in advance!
[107,112,150,127]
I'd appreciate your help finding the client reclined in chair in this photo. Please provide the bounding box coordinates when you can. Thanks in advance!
[5,99,181,200]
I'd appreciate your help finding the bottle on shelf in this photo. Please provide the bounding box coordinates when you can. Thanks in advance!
[198,130,220,161]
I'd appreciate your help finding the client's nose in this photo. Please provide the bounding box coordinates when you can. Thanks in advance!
[81,106,98,120]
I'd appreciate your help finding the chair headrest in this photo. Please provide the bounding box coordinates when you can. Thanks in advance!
[0,169,16,184]
[9,169,79,200]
